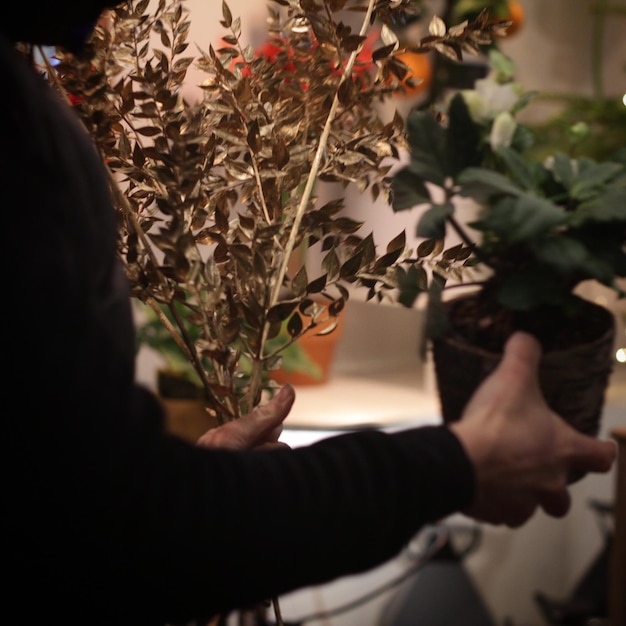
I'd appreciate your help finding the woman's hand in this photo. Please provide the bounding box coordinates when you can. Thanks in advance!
[196,384,296,451]
[451,332,616,528]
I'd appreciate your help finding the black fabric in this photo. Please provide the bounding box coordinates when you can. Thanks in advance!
[1,27,475,626]
[2,1,122,51]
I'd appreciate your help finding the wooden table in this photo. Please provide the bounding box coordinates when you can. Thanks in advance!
[610,426,626,626]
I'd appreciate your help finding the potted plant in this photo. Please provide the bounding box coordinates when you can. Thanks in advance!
[46,0,509,426]
[391,49,626,439]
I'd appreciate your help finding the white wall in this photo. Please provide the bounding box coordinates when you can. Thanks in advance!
[499,0,626,100]
[181,0,269,102]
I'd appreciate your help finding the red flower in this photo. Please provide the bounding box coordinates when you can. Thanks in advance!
[230,38,296,77]
[229,29,379,90]
[68,93,84,106]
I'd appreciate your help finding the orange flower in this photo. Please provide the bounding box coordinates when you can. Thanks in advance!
[500,0,525,37]
[391,51,433,98]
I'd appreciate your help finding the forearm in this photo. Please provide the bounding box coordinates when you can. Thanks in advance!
[117,425,474,620]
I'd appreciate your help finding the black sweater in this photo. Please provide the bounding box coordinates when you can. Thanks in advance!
[1,18,474,626]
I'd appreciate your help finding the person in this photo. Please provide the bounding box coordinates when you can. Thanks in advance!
[1,2,616,626]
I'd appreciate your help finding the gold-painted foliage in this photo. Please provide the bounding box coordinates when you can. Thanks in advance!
[50,0,496,419]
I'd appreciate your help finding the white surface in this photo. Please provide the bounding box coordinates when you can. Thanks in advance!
[282,372,441,434]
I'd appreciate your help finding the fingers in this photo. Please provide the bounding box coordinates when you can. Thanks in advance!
[471,496,538,528]
[539,489,571,518]
[462,332,545,421]
[257,441,291,451]
[196,385,295,450]
[505,501,538,529]
[567,436,617,475]
[452,331,617,529]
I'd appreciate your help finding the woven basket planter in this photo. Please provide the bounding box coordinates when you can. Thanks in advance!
[432,295,616,438]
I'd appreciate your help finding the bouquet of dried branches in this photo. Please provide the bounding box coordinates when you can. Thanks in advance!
[47,0,507,423]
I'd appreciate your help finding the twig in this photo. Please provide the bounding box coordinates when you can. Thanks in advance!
[39,45,230,423]
[244,0,379,415]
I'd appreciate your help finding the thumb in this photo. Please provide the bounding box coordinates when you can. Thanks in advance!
[496,331,543,389]
[498,334,616,475]
[463,331,544,418]
[196,385,295,450]
[240,384,296,443]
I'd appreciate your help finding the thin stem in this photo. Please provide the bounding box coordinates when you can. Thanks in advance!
[228,25,274,226]
[244,0,379,415]
[269,0,378,308]
[40,45,231,423]
[272,597,284,626]
[447,213,496,271]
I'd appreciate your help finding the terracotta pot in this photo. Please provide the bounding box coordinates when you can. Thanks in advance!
[432,296,616,438]
[270,303,344,386]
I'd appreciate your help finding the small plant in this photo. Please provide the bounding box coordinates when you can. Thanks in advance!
[391,50,626,352]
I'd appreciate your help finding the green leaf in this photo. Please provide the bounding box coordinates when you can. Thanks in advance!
[374,245,403,271]
[497,146,536,190]
[273,338,322,379]
[356,232,377,267]
[446,94,482,177]
[457,167,525,197]
[531,236,589,275]
[442,243,465,261]
[473,195,565,242]
[551,152,575,189]
[417,203,454,240]
[221,0,233,27]
[570,160,625,200]
[511,123,535,154]
[488,49,516,81]
[397,265,428,308]
[391,164,432,211]
[404,109,448,186]
[511,90,539,116]
[497,272,563,311]
[569,188,626,226]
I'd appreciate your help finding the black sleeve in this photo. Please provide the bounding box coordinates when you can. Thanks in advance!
[1,36,474,626]
[108,418,474,623]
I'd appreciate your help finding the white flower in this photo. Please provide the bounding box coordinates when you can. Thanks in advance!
[490,112,516,151]
[462,77,520,123]
[544,155,580,177]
